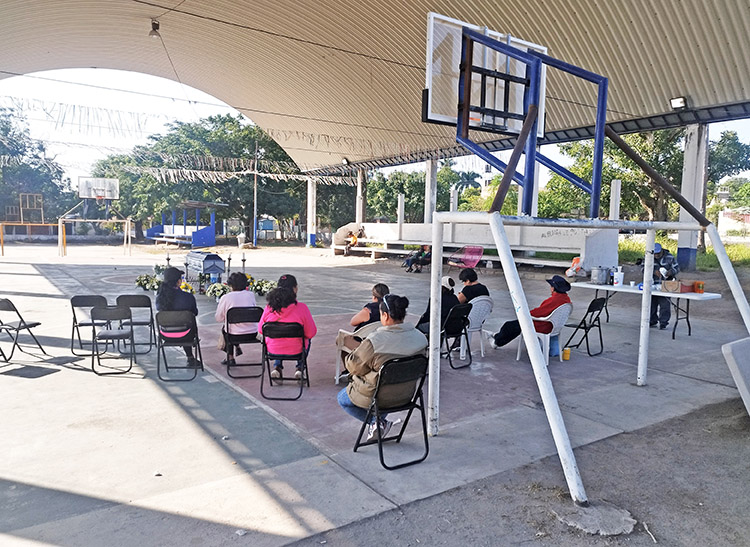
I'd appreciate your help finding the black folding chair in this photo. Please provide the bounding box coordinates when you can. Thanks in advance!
[90,306,135,376]
[155,311,203,382]
[70,295,108,356]
[224,306,263,378]
[260,321,309,401]
[116,294,156,355]
[440,303,473,369]
[353,355,429,470]
[0,298,48,362]
[564,297,606,356]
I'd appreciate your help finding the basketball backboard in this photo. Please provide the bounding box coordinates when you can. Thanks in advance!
[424,12,548,137]
[78,177,119,200]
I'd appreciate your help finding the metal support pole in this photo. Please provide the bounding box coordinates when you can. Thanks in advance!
[253,141,258,247]
[589,79,609,218]
[489,104,538,214]
[427,217,444,436]
[706,223,750,335]
[637,229,656,386]
[486,212,587,505]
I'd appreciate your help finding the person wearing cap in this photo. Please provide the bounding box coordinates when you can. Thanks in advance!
[488,275,571,349]
[649,243,679,329]
[416,276,460,334]
[155,266,200,367]
[457,267,490,303]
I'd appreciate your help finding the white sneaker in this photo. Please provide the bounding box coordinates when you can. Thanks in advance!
[366,419,393,441]
[270,368,281,379]
[485,330,498,349]
[294,369,303,380]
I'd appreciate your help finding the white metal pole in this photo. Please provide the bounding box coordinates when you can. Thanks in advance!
[427,217,444,436]
[487,212,588,505]
[253,142,258,247]
[637,229,656,386]
[706,223,750,334]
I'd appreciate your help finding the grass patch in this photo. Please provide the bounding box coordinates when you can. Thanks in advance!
[618,238,750,270]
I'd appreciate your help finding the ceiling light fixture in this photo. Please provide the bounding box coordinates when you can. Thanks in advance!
[341,158,350,165]
[669,96,687,110]
[149,20,161,39]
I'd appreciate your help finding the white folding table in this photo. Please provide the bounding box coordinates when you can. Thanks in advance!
[570,282,721,339]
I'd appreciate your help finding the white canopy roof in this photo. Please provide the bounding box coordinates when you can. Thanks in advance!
[1,1,748,173]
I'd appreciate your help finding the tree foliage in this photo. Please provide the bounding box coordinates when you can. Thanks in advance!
[91,114,358,237]
[539,128,750,222]
[539,129,685,221]
[366,164,455,222]
[0,108,76,221]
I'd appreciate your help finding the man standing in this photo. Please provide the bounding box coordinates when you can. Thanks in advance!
[650,243,680,329]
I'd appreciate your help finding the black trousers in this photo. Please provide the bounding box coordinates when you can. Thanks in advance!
[650,295,671,326]
[492,320,522,347]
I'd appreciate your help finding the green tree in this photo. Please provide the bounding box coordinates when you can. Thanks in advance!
[728,177,750,208]
[458,175,518,215]
[367,167,452,222]
[0,108,76,222]
[539,129,685,220]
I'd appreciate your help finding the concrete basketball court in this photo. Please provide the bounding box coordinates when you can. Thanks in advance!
[1,242,747,545]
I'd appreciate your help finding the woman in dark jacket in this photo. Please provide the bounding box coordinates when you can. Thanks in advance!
[416,276,459,334]
[156,267,200,367]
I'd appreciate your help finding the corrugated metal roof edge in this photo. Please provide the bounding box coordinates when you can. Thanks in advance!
[306,101,750,175]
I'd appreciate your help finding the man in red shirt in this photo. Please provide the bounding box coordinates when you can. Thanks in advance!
[488,275,571,349]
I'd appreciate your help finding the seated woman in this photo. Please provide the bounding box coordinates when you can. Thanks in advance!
[155,266,200,368]
[337,294,428,441]
[403,245,431,273]
[214,272,258,366]
[350,283,389,331]
[335,283,389,383]
[416,276,459,334]
[488,275,571,350]
[258,274,317,380]
[457,267,490,303]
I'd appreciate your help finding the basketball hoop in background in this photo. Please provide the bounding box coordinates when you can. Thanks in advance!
[78,177,120,202]
[94,188,106,206]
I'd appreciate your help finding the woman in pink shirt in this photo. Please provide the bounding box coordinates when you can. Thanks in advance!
[258,274,317,380]
[214,272,258,366]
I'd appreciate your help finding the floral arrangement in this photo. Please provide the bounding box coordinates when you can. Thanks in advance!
[250,278,277,296]
[135,274,160,291]
[153,264,168,276]
[206,283,231,298]
[180,281,195,294]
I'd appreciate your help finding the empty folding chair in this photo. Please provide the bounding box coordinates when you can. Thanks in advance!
[440,303,473,369]
[517,303,573,366]
[461,295,493,359]
[260,321,309,401]
[155,310,203,382]
[353,355,429,470]
[224,306,263,378]
[90,306,135,376]
[0,298,48,362]
[564,297,605,356]
[70,295,108,356]
[116,294,156,355]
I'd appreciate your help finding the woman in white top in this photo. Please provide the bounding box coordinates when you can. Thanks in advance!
[215,272,258,364]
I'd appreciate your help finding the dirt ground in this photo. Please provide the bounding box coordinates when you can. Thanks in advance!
[292,398,750,546]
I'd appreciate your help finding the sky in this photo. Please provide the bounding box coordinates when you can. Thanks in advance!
[0,67,748,191]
